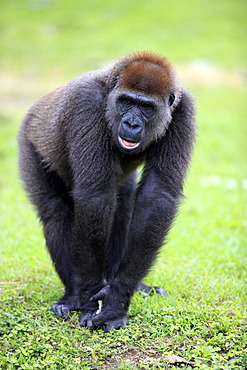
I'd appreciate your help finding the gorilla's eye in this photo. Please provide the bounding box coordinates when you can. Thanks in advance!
[168,93,175,106]
[140,103,155,117]
[121,98,132,108]
[141,103,151,109]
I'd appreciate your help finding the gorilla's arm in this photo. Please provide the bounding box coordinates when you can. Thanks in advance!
[91,89,196,330]
[118,89,196,286]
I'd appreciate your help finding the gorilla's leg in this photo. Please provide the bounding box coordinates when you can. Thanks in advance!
[19,138,81,319]
[47,185,108,323]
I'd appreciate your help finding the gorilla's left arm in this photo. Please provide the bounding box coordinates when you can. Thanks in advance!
[92,89,196,330]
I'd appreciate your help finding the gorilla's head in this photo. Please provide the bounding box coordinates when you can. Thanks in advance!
[106,52,180,154]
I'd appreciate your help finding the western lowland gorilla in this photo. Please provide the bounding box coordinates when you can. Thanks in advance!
[18,52,196,332]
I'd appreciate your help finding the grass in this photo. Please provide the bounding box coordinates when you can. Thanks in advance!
[0,0,246,369]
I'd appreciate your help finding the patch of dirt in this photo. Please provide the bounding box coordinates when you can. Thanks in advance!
[178,60,246,88]
[0,72,62,111]
[99,348,161,369]
[78,339,194,370]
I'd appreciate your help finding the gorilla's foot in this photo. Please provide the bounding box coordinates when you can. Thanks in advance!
[51,295,82,320]
[138,282,168,298]
[52,303,71,320]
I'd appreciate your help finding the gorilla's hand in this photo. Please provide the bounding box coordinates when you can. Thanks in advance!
[90,285,129,332]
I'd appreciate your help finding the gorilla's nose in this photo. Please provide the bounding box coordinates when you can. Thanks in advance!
[121,116,143,136]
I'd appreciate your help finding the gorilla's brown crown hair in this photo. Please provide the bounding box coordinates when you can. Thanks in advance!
[119,52,175,96]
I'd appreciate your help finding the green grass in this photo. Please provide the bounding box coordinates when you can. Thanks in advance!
[0,0,247,369]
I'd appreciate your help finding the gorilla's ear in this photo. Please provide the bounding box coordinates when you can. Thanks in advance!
[168,93,176,107]
[111,76,119,89]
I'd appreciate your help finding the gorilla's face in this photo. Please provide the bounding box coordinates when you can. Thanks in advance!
[116,92,157,151]
[107,89,176,154]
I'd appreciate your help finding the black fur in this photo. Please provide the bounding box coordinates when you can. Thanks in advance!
[18,52,196,331]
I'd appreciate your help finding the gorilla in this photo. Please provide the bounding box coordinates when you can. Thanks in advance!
[18,52,196,332]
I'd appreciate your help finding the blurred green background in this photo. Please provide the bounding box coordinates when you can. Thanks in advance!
[1,0,246,75]
[0,0,246,368]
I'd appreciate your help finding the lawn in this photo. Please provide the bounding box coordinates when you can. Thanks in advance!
[0,0,246,369]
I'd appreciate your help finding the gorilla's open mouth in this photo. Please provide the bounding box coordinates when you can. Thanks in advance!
[118,137,141,150]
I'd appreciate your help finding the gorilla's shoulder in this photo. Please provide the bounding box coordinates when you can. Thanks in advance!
[65,71,107,110]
